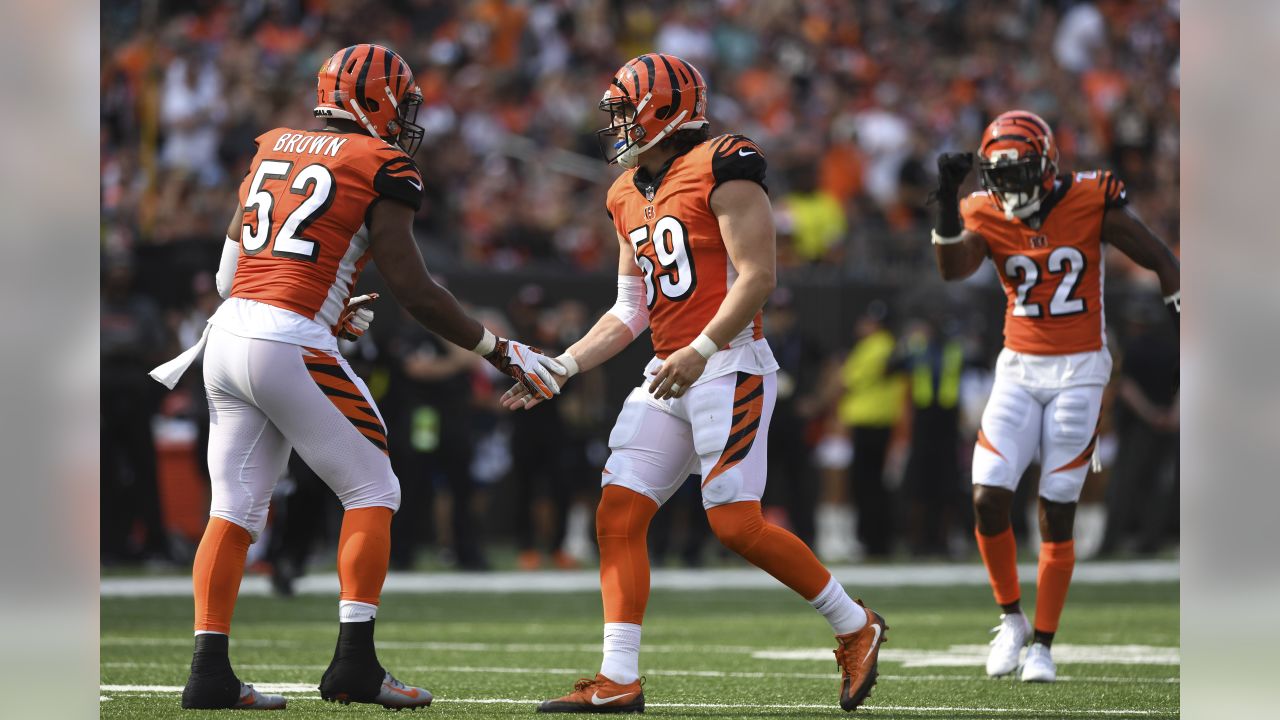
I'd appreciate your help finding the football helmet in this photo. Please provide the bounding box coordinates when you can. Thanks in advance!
[315,44,424,156]
[597,53,708,169]
[977,110,1059,220]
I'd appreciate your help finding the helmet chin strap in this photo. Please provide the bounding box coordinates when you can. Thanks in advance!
[1000,190,1043,221]
[345,98,383,140]
[614,108,691,170]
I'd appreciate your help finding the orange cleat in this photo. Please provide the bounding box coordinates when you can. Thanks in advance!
[518,550,543,571]
[834,600,888,711]
[537,674,644,714]
[552,550,581,570]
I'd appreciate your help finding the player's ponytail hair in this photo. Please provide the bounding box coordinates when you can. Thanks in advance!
[657,126,711,155]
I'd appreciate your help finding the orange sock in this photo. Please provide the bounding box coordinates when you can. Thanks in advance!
[706,501,831,600]
[976,527,1021,606]
[192,517,252,634]
[337,507,393,605]
[1035,540,1075,633]
[596,486,658,624]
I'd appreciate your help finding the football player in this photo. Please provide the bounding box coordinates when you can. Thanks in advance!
[931,110,1180,682]
[151,44,564,710]
[501,53,887,713]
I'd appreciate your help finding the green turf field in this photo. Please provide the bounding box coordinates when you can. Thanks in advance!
[101,581,1178,719]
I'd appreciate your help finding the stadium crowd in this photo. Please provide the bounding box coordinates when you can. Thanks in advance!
[101,0,1180,575]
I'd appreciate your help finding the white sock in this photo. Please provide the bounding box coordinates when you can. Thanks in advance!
[810,576,867,635]
[599,622,642,684]
[339,600,378,623]
[193,630,226,637]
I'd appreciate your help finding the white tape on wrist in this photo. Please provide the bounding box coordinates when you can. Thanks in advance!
[473,327,497,356]
[931,229,964,245]
[1163,290,1180,313]
[690,333,719,360]
[556,352,580,378]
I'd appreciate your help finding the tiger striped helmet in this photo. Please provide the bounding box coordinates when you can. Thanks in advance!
[598,53,708,169]
[315,44,424,156]
[977,110,1060,219]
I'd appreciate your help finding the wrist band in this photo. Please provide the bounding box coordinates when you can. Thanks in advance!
[556,352,580,378]
[1163,290,1180,313]
[472,327,497,355]
[931,229,964,245]
[690,333,719,359]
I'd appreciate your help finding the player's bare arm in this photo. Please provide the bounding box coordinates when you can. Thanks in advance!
[368,199,564,397]
[1102,206,1181,323]
[502,231,647,411]
[649,179,776,400]
[931,151,990,280]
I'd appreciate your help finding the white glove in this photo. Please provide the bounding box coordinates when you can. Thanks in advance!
[337,293,378,340]
[483,338,566,399]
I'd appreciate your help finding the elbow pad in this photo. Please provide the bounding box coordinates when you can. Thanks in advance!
[605,275,649,338]
[215,236,239,299]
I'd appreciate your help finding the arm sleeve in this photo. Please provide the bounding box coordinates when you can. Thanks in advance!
[1101,171,1129,210]
[215,236,239,299]
[605,275,650,338]
[710,135,768,195]
[373,155,424,211]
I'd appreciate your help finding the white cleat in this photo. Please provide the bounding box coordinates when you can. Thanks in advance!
[235,683,286,710]
[986,612,1031,677]
[1021,642,1057,682]
[372,672,432,709]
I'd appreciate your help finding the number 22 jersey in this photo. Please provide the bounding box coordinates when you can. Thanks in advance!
[209,127,423,350]
[961,170,1128,357]
[605,134,779,382]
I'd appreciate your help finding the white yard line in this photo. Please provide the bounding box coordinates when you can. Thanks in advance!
[97,687,1170,715]
[100,661,1178,684]
[100,560,1178,597]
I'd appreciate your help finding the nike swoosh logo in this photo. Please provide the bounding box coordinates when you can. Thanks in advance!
[385,684,420,699]
[862,624,882,665]
[591,691,634,706]
[738,149,757,156]
[407,178,423,191]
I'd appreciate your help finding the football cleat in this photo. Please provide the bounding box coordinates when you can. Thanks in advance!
[537,674,644,714]
[1020,642,1057,683]
[322,670,432,710]
[834,600,888,711]
[986,612,1031,677]
[234,684,287,710]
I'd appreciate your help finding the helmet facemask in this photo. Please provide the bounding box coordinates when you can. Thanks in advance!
[385,86,424,156]
[979,150,1055,221]
[597,95,649,169]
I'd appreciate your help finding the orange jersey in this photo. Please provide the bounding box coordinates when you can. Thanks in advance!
[606,134,768,358]
[962,170,1128,355]
[231,127,422,331]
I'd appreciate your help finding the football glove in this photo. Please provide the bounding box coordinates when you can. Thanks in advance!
[337,293,378,341]
[933,152,974,238]
[484,338,566,400]
[937,152,974,195]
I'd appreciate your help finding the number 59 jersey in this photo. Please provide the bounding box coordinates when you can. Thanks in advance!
[962,171,1128,356]
[218,127,422,349]
[605,134,778,380]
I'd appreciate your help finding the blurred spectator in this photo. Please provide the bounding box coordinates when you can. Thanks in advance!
[386,307,490,571]
[893,315,972,558]
[1101,298,1180,556]
[812,301,907,559]
[761,288,825,545]
[837,302,907,558]
[267,453,339,596]
[506,286,577,569]
[101,257,171,565]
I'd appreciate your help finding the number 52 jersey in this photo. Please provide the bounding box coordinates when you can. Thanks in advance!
[605,134,779,383]
[210,127,423,350]
[961,170,1128,357]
